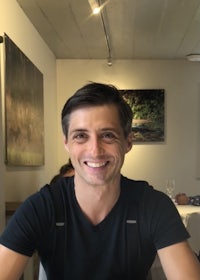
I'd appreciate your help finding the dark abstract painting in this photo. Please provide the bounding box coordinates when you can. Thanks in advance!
[4,34,44,166]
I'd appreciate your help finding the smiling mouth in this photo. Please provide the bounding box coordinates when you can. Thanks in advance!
[85,161,108,168]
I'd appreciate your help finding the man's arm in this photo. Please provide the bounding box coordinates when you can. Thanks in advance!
[158,241,200,279]
[0,244,29,280]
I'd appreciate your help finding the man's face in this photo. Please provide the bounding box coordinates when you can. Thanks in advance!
[64,104,132,187]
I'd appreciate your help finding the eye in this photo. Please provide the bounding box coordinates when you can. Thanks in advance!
[102,132,117,143]
[73,132,88,143]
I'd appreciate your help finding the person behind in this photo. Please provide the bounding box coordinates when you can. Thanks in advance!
[50,159,74,184]
[59,158,74,177]
[175,193,200,206]
[0,82,200,280]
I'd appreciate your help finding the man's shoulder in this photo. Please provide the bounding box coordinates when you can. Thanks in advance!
[40,176,74,195]
[120,175,154,202]
[121,175,153,191]
[18,177,73,215]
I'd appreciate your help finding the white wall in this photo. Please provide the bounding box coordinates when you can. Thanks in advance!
[0,0,57,231]
[57,59,200,196]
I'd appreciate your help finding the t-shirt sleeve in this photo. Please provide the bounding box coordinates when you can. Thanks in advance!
[0,185,54,257]
[143,188,190,250]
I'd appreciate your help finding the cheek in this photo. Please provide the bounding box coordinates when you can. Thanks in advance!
[113,144,127,159]
[67,144,82,158]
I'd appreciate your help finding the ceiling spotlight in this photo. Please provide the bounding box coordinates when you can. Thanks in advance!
[186,54,200,62]
[88,0,100,14]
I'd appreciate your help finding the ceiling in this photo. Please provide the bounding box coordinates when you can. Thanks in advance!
[17,0,200,62]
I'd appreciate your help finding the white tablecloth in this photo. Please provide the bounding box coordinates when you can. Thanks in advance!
[176,204,200,216]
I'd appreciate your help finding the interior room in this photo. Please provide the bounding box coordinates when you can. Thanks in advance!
[1,0,200,279]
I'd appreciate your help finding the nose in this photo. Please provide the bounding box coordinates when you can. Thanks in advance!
[89,135,104,156]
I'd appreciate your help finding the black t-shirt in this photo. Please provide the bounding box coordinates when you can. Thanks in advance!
[0,176,189,279]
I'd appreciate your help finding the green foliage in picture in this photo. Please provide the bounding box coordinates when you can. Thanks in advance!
[121,89,165,143]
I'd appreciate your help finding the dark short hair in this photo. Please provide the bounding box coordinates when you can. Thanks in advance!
[61,82,133,137]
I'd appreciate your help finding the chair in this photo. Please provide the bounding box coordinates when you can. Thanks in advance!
[38,263,47,280]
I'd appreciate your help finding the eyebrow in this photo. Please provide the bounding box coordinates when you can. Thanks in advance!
[69,127,120,135]
[68,128,87,136]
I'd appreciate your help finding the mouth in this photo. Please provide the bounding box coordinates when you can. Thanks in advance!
[84,161,108,168]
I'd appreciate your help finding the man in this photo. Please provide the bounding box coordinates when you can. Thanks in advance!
[0,82,200,279]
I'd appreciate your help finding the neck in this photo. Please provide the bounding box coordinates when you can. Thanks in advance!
[74,176,121,225]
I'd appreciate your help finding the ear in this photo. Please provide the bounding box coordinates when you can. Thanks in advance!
[125,132,133,153]
[63,136,69,152]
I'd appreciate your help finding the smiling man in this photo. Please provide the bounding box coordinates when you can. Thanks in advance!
[0,82,200,280]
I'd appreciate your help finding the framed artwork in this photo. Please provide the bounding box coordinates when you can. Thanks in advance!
[120,89,165,143]
[4,34,44,166]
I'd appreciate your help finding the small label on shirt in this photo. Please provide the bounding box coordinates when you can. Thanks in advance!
[126,220,137,224]
[56,222,65,226]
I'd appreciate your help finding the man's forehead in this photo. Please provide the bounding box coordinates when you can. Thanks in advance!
[68,105,122,133]
[69,104,119,119]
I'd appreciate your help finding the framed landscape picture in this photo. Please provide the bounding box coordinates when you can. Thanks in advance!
[4,34,44,166]
[120,89,165,143]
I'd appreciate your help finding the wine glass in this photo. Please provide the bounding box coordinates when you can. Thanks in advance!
[165,179,175,199]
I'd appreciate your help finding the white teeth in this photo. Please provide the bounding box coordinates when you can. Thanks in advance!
[86,161,106,168]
